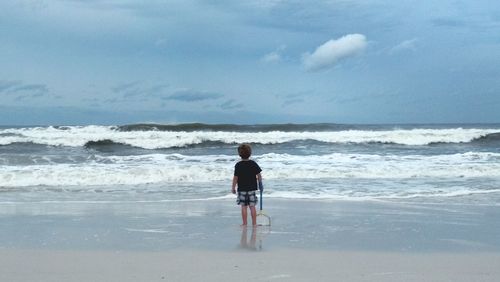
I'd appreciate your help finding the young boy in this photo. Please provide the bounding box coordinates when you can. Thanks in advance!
[232,144,262,226]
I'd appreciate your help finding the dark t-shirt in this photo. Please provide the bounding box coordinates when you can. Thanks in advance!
[234,160,262,192]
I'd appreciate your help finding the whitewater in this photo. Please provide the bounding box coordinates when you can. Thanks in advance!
[1,123,500,203]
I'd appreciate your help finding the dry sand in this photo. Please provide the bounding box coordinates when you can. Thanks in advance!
[1,248,500,282]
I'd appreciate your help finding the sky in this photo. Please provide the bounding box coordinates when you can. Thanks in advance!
[1,0,500,125]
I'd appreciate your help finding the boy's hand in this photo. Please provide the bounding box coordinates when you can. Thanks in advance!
[231,188,236,194]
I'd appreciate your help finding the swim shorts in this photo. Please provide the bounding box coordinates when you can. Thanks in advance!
[236,191,258,206]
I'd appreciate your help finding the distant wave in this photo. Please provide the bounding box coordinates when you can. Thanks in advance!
[1,125,500,148]
[117,122,350,132]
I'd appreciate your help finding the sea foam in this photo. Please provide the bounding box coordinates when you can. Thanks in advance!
[1,152,500,187]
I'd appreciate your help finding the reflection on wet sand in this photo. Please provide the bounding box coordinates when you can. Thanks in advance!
[239,226,272,251]
[239,226,257,251]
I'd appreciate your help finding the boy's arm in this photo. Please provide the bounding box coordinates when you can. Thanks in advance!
[232,176,238,194]
[257,173,263,191]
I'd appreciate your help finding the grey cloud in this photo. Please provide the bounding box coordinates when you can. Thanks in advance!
[431,18,467,28]
[61,1,193,20]
[282,97,305,107]
[112,81,141,93]
[209,0,347,33]
[282,91,312,99]
[9,84,49,94]
[14,91,46,101]
[82,97,100,103]
[219,99,244,110]
[139,84,169,99]
[110,82,222,105]
[430,16,500,31]
[328,92,401,105]
[0,80,21,92]
[164,90,223,102]
[103,98,121,104]
[328,96,365,105]
[112,82,170,99]
[280,90,316,107]
[206,0,398,36]
[0,80,49,98]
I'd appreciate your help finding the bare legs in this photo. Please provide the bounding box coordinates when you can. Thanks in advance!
[250,206,256,226]
[240,205,257,226]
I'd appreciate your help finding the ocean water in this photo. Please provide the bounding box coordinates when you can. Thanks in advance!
[1,123,500,205]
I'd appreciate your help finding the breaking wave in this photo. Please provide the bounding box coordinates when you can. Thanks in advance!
[1,124,500,149]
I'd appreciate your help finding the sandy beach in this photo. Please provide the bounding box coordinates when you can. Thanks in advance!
[2,248,500,282]
[1,198,500,281]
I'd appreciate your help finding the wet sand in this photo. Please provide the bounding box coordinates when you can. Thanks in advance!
[1,198,500,281]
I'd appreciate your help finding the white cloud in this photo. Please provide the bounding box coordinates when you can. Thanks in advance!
[261,51,281,63]
[260,45,286,64]
[390,38,418,54]
[302,34,367,71]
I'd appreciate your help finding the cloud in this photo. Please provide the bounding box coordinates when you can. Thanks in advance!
[112,82,169,99]
[0,80,21,92]
[108,82,223,108]
[0,80,49,98]
[260,45,286,64]
[219,99,244,110]
[390,38,418,54]
[282,97,304,107]
[0,80,49,103]
[302,34,367,71]
[164,89,224,102]
[281,90,317,107]
[14,92,46,101]
[9,83,49,94]
[431,18,467,28]
[261,52,281,63]
[112,81,141,94]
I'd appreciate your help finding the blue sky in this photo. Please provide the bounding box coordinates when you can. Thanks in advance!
[1,0,500,125]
